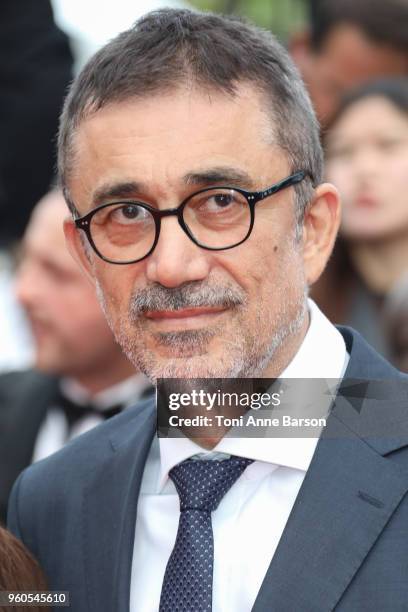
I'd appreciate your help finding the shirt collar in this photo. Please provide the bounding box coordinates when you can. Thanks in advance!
[158,299,349,489]
[59,373,151,412]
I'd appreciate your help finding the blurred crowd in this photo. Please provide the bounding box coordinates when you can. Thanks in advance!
[1,0,408,583]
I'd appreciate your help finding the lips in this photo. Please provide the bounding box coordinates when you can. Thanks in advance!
[354,194,378,208]
[145,306,227,320]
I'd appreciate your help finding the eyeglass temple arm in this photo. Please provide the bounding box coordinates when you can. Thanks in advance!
[255,170,312,202]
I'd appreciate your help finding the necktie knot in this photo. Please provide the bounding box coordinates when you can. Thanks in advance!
[169,456,253,512]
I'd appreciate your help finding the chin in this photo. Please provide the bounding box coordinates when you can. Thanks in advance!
[341,215,391,240]
[152,343,208,360]
[134,351,247,382]
[144,358,224,381]
[342,226,381,241]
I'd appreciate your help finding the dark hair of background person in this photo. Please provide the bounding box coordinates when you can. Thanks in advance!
[313,77,408,361]
[58,8,322,226]
[0,526,47,612]
[308,0,408,52]
[0,0,72,248]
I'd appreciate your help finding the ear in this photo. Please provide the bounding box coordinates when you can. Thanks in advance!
[63,217,96,285]
[301,183,341,286]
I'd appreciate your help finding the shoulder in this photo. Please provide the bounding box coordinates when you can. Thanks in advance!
[338,326,408,381]
[334,326,408,455]
[0,369,58,428]
[11,396,155,495]
[0,369,57,399]
[8,396,155,545]
[8,396,155,535]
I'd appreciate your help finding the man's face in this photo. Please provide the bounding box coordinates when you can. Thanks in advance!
[66,85,310,381]
[15,193,122,376]
[293,24,408,125]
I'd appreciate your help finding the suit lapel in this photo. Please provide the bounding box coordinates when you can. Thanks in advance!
[82,401,156,612]
[253,329,408,612]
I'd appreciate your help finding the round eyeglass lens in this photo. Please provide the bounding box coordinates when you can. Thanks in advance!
[89,202,156,263]
[183,188,251,249]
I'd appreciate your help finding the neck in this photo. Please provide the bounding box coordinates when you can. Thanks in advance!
[70,356,137,396]
[193,309,310,450]
[349,231,408,294]
[262,310,310,378]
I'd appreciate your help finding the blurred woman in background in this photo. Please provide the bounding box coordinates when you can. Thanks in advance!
[314,78,408,366]
[0,526,47,612]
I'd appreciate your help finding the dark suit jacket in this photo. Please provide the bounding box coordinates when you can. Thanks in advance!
[7,328,408,611]
[0,370,59,524]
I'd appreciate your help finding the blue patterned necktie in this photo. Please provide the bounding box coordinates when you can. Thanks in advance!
[159,455,253,612]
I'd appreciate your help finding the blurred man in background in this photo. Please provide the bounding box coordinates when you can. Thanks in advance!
[0,190,151,523]
[290,0,408,125]
[0,0,73,371]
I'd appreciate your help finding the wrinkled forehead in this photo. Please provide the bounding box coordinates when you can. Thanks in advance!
[68,81,277,150]
[67,85,287,213]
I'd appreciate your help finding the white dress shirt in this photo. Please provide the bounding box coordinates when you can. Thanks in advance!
[0,253,33,372]
[130,299,349,611]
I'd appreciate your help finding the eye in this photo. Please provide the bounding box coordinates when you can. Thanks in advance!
[109,204,151,225]
[207,193,236,209]
[196,190,244,214]
[326,144,355,160]
[376,137,406,151]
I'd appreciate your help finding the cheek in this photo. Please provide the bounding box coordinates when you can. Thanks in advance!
[225,238,302,309]
[216,237,282,297]
[385,157,408,206]
[93,263,139,322]
[325,162,354,203]
[45,292,80,323]
[363,154,408,231]
[251,217,300,290]
[49,296,97,337]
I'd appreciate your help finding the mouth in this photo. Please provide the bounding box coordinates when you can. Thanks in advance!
[354,194,378,208]
[143,306,228,331]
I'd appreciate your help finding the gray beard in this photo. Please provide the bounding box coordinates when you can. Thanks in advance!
[96,279,307,383]
[114,303,306,383]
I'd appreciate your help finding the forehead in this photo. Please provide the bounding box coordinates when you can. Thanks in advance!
[68,84,287,212]
[329,96,408,140]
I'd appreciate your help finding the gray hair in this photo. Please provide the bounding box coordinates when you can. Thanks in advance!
[58,8,323,225]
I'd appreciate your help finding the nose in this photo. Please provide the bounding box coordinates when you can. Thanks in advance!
[145,216,211,288]
[353,146,380,180]
[14,261,40,310]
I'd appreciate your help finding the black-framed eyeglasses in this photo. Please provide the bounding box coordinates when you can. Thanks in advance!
[73,170,309,265]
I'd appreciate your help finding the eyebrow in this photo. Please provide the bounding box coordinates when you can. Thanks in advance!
[91,166,256,207]
[183,167,256,189]
[92,181,146,206]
